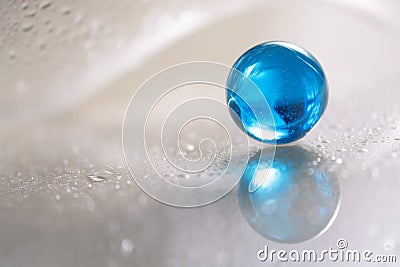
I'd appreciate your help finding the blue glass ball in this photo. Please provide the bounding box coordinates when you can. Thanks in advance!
[226,41,328,144]
[238,146,340,243]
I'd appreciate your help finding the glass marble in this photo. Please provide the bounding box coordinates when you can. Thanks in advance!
[238,146,340,243]
[226,41,328,144]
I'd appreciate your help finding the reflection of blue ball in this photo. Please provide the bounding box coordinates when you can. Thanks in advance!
[227,41,328,144]
[238,146,340,243]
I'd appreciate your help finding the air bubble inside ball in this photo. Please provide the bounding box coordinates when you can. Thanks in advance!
[226,41,328,144]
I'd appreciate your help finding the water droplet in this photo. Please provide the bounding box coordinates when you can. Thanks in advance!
[87,174,106,182]
[40,1,52,10]
[22,23,34,32]
[55,194,61,200]
[358,148,369,153]
[24,9,36,17]
[121,239,134,255]
[88,183,93,188]
[335,158,343,164]
[384,238,396,251]
[115,184,120,190]
[61,8,71,16]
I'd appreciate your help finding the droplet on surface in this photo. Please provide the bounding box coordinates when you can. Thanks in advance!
[61,8,71,16]
[22,23,34,32]
[383,238,396,251]
[40,1,52,10]
[121,239,134,255]
[24,10,36,18]
[87,174,106,182]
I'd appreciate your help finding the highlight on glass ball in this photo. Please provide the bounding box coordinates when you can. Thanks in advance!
[226,41,328,145]
[238,146,340,243]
